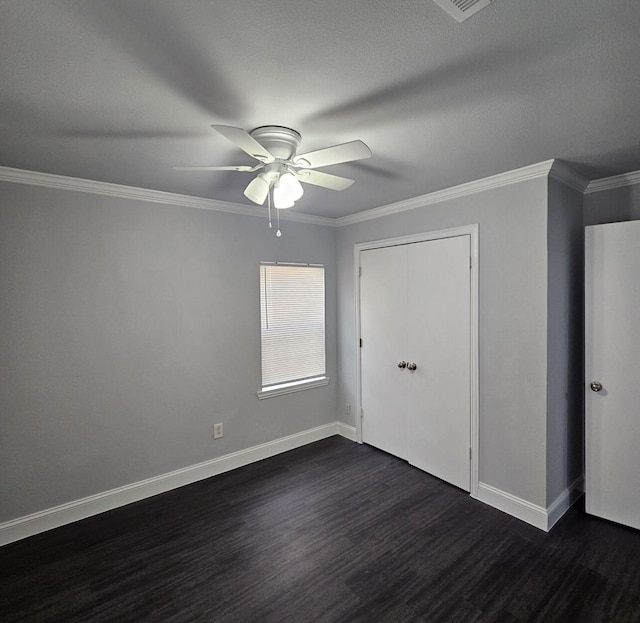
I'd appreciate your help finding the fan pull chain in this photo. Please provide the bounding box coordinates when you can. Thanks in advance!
[267,186,281,237]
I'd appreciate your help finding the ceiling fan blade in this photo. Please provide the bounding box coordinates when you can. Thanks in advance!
[211,125,274,163]
[173,165,258,171]
[294,140,371,169]
[295,169,355,191]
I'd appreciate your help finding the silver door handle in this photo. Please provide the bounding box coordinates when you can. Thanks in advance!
[590,381,603,392]
[407,362,417,371]
[398,361,407,369]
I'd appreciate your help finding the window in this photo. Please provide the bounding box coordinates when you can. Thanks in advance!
[258,262,328,398]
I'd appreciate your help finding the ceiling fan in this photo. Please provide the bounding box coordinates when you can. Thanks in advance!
[174,125,372,214]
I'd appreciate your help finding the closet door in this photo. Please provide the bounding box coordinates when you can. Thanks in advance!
[359,235,471,491]
[407,236,471,491]
[360,244,408,459]
[585,221,640,530]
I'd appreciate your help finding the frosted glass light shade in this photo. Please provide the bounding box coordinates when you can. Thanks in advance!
[244,174,270,205]
[273,188,295,209]
[273,172,303,209]
[279,172,304,201]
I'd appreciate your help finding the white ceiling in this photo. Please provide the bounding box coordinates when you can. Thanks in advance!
[1,0,639,219]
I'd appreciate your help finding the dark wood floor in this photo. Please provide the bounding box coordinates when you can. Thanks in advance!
[2,437,640,622]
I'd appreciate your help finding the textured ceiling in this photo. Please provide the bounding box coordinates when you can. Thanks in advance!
[1,0,639,218]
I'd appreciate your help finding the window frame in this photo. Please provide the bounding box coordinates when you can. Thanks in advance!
[257,261,329,399]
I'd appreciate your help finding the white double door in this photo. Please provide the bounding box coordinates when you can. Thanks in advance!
[360,235,471,491]
[586,221,640,530]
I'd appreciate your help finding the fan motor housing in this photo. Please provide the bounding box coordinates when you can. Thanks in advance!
[250,126,301,160]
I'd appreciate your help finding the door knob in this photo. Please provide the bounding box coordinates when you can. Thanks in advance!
[590,381,603,392]
[407,362,417,371]
[398,361,407,369]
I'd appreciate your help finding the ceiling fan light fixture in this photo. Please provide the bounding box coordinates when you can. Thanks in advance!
[272,187,295,210]
[244,173,270,205]
[273,171,303,209]
[281,172,304,200]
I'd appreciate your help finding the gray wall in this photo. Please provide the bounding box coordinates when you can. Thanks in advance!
[584,183,640,226]
[336,178,550,507]
[0,181,337,522]
[4,169,622,526]
[546,178,584,505]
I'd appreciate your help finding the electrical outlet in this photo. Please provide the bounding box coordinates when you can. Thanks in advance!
[213,423,223,439]
[344,403,351,415]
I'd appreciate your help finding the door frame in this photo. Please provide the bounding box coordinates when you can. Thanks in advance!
[354,224,480,498]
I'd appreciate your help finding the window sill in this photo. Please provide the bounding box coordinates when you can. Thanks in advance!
[257,376,330,400]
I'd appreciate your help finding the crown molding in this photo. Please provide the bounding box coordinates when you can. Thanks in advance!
[585,169,640,194]
[0,166,335,227]
[548,160,589,192]
[335,160,558,227]
[5,161,633,228]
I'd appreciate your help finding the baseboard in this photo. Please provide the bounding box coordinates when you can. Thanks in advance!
[477,482,549,530]
[547,475,584,530]
[337,422,358,442]
[477,476,585,532]
[0,422,345,547]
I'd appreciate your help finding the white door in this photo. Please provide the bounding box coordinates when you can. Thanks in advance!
[585,221,640,530]
[407,236,471,490]
[360,244,408,460]
[360,235,471,491]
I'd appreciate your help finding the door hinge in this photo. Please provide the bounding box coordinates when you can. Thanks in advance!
[469,447,472,460]
[469,256,472,270]
[359,266,362,277]
[359,338,363,347]
[361,407,364,418]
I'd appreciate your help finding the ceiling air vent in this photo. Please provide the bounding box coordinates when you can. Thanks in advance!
[432,0,494,22]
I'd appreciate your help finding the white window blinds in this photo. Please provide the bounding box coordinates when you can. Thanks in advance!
[260,263,326,388]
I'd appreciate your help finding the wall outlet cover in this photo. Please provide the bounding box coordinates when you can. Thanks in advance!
[213,423,224,439]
